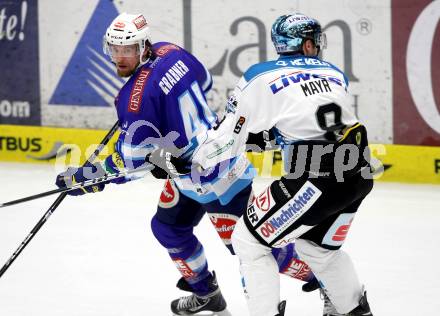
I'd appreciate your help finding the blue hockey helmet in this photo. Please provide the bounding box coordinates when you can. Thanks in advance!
[271,13,326,55]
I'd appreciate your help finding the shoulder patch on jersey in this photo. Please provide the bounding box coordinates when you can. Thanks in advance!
[128,68,151,113]
[154,43,181,57]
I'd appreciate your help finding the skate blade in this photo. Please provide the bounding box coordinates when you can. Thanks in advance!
[172,309,232,316]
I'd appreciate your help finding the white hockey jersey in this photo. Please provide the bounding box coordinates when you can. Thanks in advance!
[192,55,359,169]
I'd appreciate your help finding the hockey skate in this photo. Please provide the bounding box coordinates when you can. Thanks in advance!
[276,300,286,316]
[321,289,373,316]
[171,271,228,315]
[346,291,372,316]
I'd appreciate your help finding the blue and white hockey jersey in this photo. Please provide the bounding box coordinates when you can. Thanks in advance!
[106,42,254,204]
[191,55,359,170]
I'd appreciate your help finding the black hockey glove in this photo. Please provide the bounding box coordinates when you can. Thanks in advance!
[301,277,320,292]
[246,128,279,152]
[55,162,107,196]
[149,164,169,179]
[146,148,191,179]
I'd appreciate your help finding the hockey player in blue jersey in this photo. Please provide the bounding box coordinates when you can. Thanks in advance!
[55,12,318,316]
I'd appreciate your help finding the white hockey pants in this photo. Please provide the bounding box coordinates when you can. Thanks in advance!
[232,217,364,315]
[295,238,363,313]
[232,217,281,316]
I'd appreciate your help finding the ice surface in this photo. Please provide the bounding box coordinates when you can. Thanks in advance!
[0,162,439,315]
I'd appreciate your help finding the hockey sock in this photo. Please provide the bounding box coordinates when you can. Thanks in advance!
[151,217,213,296]
[272,244,315,282]
[169,240,213,296]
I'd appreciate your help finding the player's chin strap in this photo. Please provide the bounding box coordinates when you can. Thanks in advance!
[138,42,155,67]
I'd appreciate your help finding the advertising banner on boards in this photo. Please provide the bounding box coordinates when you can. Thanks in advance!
[39,0,392,144]
[392,0,440,146]
[0,0,40,126]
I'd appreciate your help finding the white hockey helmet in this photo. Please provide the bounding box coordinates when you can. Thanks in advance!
[103,13,152,65]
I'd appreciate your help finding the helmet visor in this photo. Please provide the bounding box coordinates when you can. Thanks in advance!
[104,42,140,59]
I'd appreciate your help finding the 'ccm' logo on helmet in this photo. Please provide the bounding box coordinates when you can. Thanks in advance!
[133,15,147,30]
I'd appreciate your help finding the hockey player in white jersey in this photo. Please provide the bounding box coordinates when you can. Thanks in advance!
[152,13,374,316]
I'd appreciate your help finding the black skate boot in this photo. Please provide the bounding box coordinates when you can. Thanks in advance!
[346,291,372,316]
[171,271,227,315]
[321,289,372,316]
[301,277,320,293]
[302,278,372,316]
[275,300,286,316]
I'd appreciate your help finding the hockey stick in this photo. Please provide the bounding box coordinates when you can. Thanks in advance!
[0,121,120,278]
[0,166,152,209]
